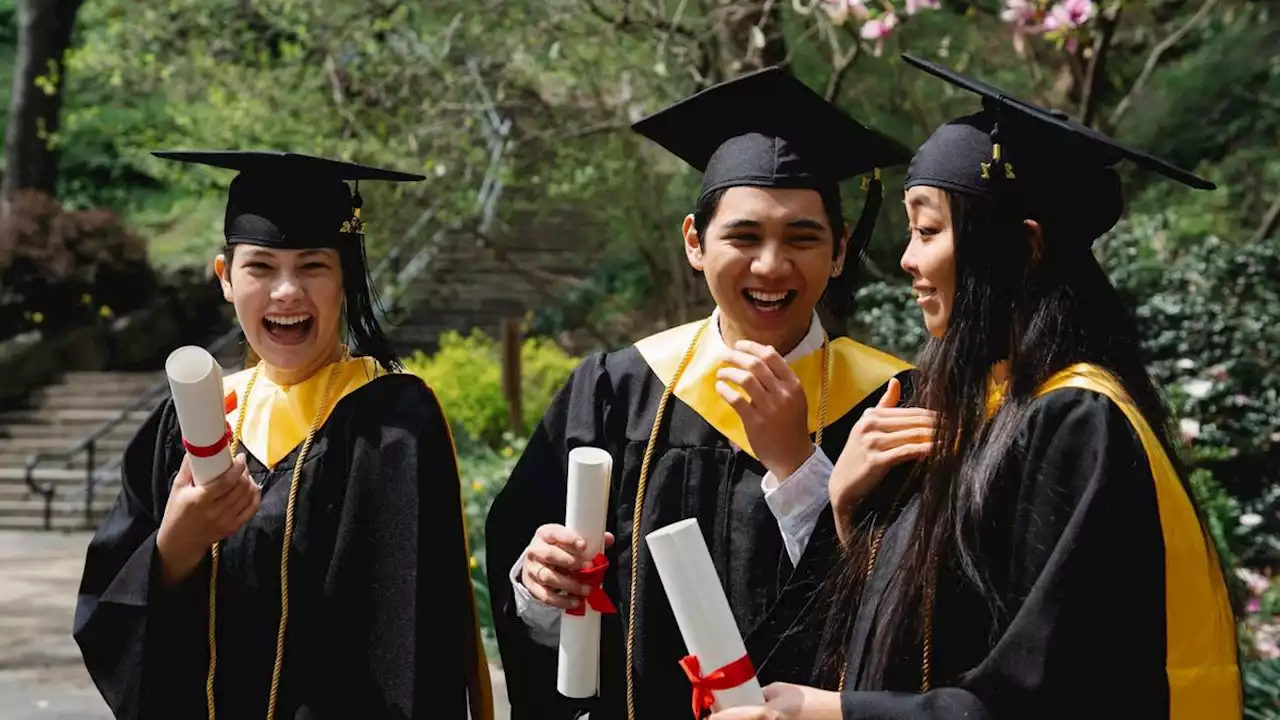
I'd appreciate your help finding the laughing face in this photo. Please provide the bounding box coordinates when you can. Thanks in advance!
[215,246,344,374]
[684,186,846,354]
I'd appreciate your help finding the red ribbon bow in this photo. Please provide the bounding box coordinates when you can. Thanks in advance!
[183,422,232,458]
[565,553,617,617]
[679,653,758,719]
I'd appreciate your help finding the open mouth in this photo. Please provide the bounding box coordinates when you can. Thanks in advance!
[743,288,797,313]
[262,313,314,345]
[914,287,938,303]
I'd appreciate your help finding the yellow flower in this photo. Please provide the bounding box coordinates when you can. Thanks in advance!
[469,556,478,570]
[471,481,484,493]
[32,312,44,324]
[98,305,114,318]
[501,445,514,458]
[80,293,92,304]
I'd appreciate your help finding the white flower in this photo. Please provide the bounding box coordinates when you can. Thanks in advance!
[1176,358,1196,370]
[1240,513,1264,528]
[1179,418,1201,441]
[1183,378,1213,400]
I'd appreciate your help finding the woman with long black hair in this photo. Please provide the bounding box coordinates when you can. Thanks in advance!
[708,55,1241,720]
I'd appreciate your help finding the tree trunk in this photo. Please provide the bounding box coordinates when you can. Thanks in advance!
[2,0,85,202]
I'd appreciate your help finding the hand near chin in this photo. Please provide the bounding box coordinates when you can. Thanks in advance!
[715,340,814,479]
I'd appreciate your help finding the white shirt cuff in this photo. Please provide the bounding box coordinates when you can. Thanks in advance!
[509,553,562,647]
[761,445,834,565]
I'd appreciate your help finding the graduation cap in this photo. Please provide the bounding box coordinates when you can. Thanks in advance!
[631,66,913,260]
[900,54,1214,242]
[151,150,426,249]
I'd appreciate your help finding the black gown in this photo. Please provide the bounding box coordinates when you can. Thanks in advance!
[837,364,1241,719]
[485,318,914,720]
[73,356,491,720]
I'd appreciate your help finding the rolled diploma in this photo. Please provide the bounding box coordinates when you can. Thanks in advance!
[556,446,614,698]
[646,517,764,711]
[165,345,232,485]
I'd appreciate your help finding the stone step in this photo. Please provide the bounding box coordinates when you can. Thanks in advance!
[0,408,159,424]
[0,498,114,519]
[20,393,155,411]
[0,452,123,471]
[0,422,139,441]
[0,466,118,484]
[0,513,100,531]
[1,436,130,452]
[33,379,164,399]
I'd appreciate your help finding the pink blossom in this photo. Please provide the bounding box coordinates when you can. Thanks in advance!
[822,0,869,25]
[905,0,941,14]
[1044,0,1095,30]
[1249,597,1263,614]
[1237,567,1271,597]
[1001,0,1044,28]
[860,12,898,56]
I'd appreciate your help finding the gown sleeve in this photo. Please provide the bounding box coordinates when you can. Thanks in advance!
[842,389,1172,720]
[484,352,614,720]
[72,399,210,720]
[300,380,485,720]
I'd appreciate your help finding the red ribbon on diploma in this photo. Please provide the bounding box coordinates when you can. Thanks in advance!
[679,653,758,719]
[183,422,232,458]
[565,553,617,617]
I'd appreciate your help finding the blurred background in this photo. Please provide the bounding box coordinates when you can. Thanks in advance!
[0,0,1276,717]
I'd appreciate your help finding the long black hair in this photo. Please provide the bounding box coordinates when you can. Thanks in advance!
[222,241,401,372]
[814,186,1226,689]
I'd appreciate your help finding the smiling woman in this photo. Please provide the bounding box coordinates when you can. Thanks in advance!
[72,151,493,720]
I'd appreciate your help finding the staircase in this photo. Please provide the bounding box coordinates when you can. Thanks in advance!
[0,342,245,531]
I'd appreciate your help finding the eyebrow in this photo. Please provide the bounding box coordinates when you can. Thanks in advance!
[905,195,936,210]
[720,218,829,231]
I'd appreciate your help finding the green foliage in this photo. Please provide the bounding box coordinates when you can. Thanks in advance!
[457,434,526,647]
[1244,658,1280,720]
[404,328,580,449]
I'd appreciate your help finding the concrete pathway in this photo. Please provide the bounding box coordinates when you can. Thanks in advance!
[0,530,509,719]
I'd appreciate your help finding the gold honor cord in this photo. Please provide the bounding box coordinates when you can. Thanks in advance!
[206,351,346,720]
[624,321,832,720]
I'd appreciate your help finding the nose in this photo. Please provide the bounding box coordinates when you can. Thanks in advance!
[270,274,305,303]
[752,241,791,280]
[899,238,919,277]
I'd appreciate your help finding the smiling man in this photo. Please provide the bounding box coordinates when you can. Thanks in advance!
[485,68,918,720]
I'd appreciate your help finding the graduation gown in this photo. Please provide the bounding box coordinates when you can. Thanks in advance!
[839,363,1241,720]
[485,317,914,720]
[73,355,492,720]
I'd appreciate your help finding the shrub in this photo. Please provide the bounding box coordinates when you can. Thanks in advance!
[457,434,526,647]
[405,328,580,449]
[0,190,155,338]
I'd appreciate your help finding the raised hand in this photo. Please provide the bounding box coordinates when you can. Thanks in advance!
[716,340,814,480]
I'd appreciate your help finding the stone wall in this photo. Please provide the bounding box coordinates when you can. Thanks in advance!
[0,275,227,407]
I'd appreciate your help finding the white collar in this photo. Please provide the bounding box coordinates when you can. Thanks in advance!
[707,307,826,362]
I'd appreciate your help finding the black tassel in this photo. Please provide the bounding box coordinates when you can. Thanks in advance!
[850,169,883,264]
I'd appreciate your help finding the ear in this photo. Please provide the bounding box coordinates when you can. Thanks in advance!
[832,221,851,277]
[1023,219,1044,267]
[682,213,705,272]
[213,254,234,303]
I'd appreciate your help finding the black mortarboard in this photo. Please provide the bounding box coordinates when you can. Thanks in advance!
[152,150,426,249]
[631,66,912,260]
[901,54,1214,243]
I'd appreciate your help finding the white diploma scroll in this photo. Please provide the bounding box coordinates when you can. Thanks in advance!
[165,345,232,485]
[556,446,615,699]
[646,517,764,712]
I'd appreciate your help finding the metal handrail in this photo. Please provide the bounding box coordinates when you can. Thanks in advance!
[22,323,245,529]
[24,62,511,530]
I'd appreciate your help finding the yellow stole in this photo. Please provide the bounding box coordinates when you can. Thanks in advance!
[635,318,913,458]
[1003,364,1241,718]
[221,354,495,720]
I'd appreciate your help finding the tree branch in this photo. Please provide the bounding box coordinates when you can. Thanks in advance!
[1108,0,1219,129]
[581,0,699,40]
[824,21,862,101]
[1252,193,1280,246]
[1077,1,1122,127]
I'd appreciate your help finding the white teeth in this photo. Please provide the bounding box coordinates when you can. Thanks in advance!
[746,290,789,303]
[265,314,311,326]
